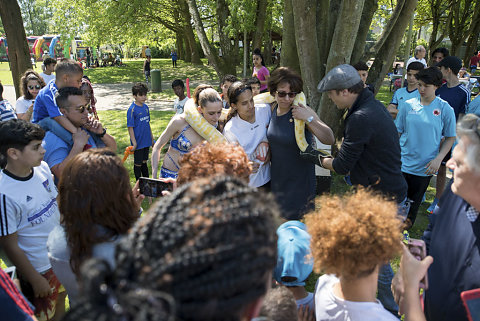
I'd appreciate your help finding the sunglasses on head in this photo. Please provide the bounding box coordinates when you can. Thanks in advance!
[28,85,41,90]
[276,91,298,98]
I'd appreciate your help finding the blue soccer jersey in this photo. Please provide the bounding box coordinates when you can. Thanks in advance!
[126,102,152,149]
[32,81,61,123]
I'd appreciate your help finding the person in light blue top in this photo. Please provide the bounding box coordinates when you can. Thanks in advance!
[387,61,424,119]
[467,95,480,116]
[127,83,154,181]
[395,67,456,228]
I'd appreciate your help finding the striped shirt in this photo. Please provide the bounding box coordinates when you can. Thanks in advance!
[0,100,16,122]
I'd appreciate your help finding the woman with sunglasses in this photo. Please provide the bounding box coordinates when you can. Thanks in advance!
[223,81,271,189]
[267,67,334,219]
[16,70,46,121]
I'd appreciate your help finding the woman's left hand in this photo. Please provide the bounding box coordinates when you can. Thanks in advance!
[292,103,317,122]
[132,180,145,213]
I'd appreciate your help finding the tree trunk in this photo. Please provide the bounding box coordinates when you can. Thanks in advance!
[186,0,231,78]
[281,0,301,74]
[176,34,185,61]
[428,0,450,55]
[216,0,237,75]
[318,0,365,137]
[252,0,268,51]
[448,0,475,56]
[464,6,480,66]
[367,0,418,94]
[179,0,202,64]
[0,0,32,99]
[351,0,378,63]
[292,0,322,108]
[182,35,192,62]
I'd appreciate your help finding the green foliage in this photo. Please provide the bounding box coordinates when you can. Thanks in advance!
[18,0,53,35]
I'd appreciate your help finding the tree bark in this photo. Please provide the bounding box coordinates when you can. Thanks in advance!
[281,0,301,74]
[0,0,32,99]
[367,0,418,94]
[318,0,365,137]
[448,0,473,56]
[179,0,202,64]
[186,0,231,78]
[182,35,191,62]
[252,0,268,51]
[292,0,322,108]
[464,4,480,66]
[216,0,237,75]
[351,0,378,63]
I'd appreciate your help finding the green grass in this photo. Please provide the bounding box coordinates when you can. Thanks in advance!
[0,61,45,85]
[83,58,218,84]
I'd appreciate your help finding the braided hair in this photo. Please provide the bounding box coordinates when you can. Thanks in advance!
[116,176,279,321]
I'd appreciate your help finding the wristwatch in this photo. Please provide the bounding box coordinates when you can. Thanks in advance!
[98,128,107,138]
[306,116,314,123]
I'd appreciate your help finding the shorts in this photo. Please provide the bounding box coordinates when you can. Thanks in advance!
[161,167,178,179]
[19,269,65,321]
[134,147,150,165]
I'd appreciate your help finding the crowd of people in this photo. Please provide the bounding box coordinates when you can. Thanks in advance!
[0,45,479,321]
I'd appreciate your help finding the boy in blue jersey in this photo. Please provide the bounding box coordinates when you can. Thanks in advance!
[387,62,424,119]
[127,83,154,181]
[0,119,65,321]
[429,56,470,213]
[32,58,84,145]
[395,67,456,228]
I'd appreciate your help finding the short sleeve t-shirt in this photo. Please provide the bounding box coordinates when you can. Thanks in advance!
[315,274,398,321]
[436,83,470,120]
[0,162,60,273]
[390,87,420,113]
[126,102,152,149]
[223,104,271,187]
[467,95,480,116]
[32,81,61,123]
[395,97,456,176]
[15,97,34,115]
[173,97,189,114]
[253,66,270,92]
[39,73,55,84]
[0,100,16,122]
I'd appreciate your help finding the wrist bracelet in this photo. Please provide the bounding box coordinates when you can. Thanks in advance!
[98,128,107,138]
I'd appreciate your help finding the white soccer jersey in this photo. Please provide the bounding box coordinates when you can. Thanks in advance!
[0,161,60,273]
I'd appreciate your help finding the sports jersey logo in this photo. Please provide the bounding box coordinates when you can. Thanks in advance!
[433,109,441,116]
[42,179,51,193]
[26,195,32,202]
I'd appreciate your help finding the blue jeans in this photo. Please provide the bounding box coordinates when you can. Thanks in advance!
[378,263,399,316]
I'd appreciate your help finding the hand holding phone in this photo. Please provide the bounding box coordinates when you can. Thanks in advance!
[139,177,174,198]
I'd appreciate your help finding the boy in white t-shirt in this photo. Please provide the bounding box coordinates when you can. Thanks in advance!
[305,190,432,321]
[40,57,57,84]
[172,79,188,114]
[0,119,65,321]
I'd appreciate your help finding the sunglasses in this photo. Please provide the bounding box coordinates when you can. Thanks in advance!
[28,85,41,90]
[276,91,298,98]
[73,103,92,113]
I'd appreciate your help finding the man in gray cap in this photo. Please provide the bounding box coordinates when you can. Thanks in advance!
[317,64,408,316]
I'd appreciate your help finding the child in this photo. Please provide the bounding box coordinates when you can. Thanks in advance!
[0,119,65,321]
[274,221,315,313]
[352,61,374,93]
[396,67,456,228]
[387,61,424,119]
[252,48,270,93]
[220,74,237,108]
[245,76,261,96]
[127,83,153,181]
[431,56,470,213]
[32,58,83,145]
[257,286,299,321]
[143,56,151,84]
[40,58,57,84]
[172,79,188,114]
[305,190,431,321]
[0,81,16,122]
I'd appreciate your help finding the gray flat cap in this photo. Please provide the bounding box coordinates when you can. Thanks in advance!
[317,64,362,92]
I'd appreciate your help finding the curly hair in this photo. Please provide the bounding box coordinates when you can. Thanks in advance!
[268,67,303,97]
[113,176,278,321]
[21,70,46,100]
[58,148,139,275]
[176,142,252,186]
[304,189,402,279]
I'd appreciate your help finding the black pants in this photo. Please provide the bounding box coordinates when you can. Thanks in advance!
[172,59,177,67]
[403,172,432,226]
[134,147,150,180]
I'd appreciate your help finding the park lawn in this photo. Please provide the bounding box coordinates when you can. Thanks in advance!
[0,61,45,85]
[84,58,219,84]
